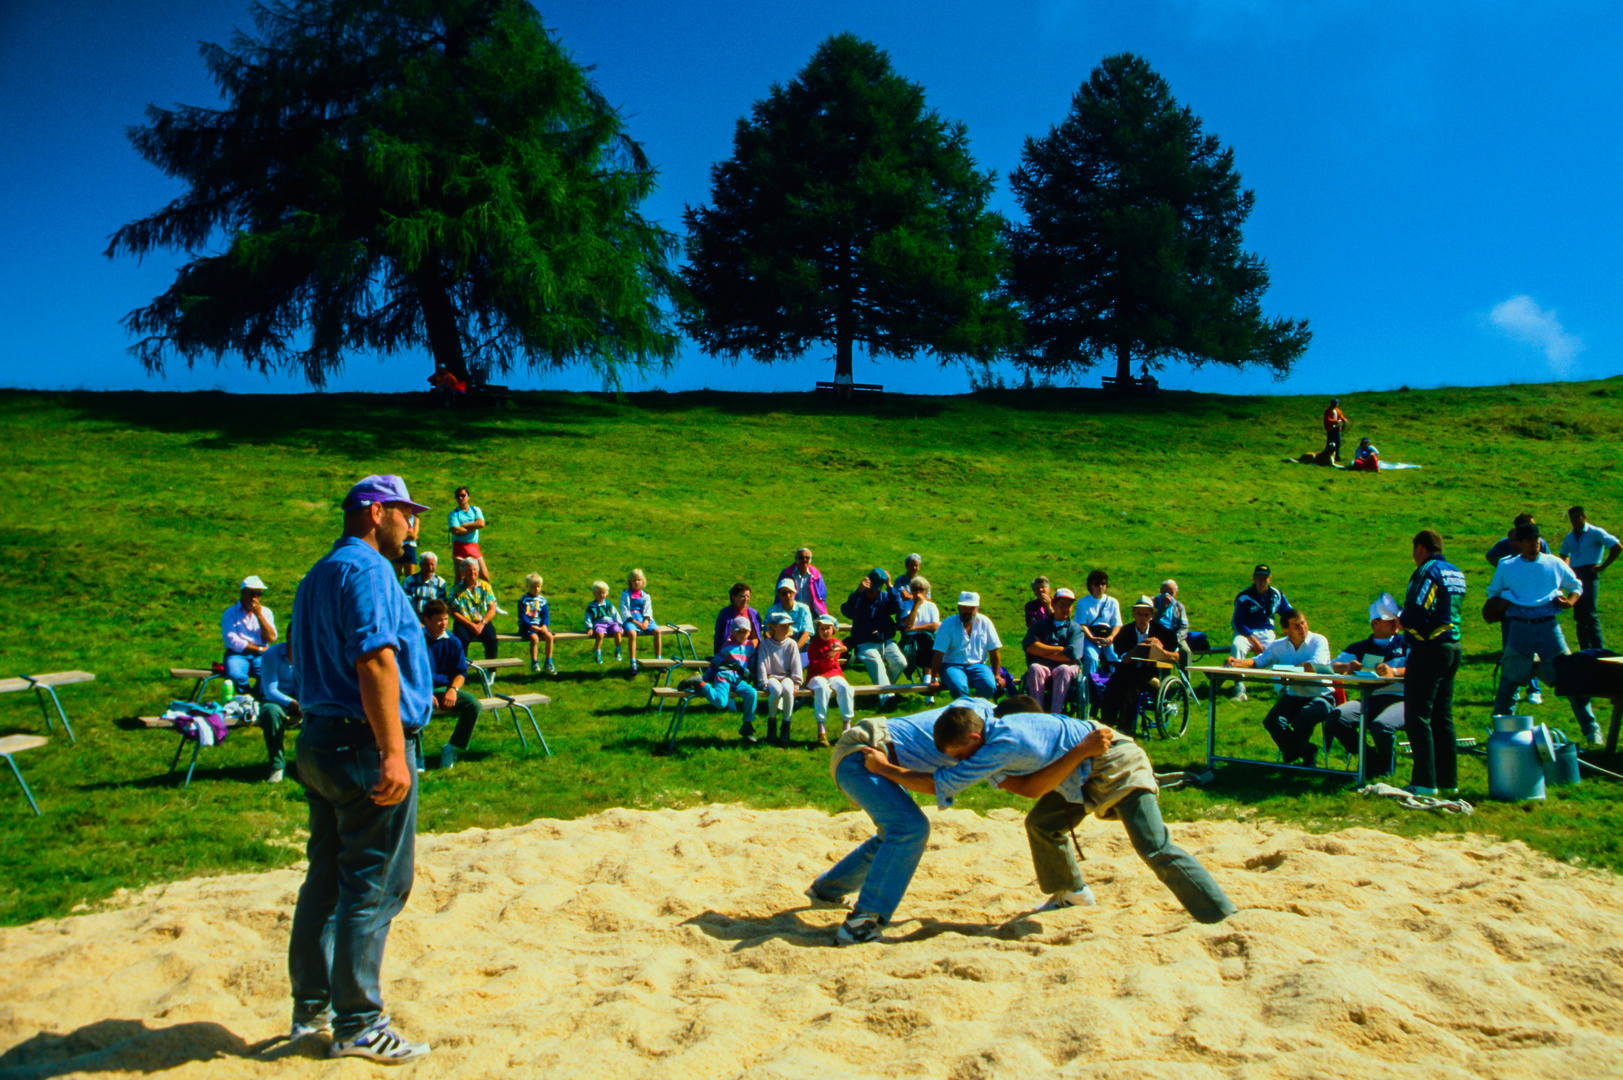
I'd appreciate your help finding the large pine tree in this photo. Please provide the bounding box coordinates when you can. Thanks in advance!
[1006,53,1310,386]
[106,0,679,388]
[680,33,1016,386]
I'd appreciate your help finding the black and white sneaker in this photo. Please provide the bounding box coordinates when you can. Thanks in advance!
[329,1019,430,1064]
[835,913,883,946]
[288,1009,333,1041]
[1035,885,1097,911]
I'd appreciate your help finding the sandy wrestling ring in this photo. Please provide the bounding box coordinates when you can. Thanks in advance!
[2,805,1621,1078]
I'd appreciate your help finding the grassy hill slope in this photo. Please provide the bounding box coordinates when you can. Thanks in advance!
[0,380,1619,924]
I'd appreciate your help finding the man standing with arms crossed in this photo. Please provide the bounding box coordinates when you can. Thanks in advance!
[287,475,434,1062]
[1401,530,1466,798]
[1560,505,1620,651]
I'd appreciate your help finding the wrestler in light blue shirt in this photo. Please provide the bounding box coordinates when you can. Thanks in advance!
[292,536,434,735]
[884,698,995,773]
[932,711,1103,810]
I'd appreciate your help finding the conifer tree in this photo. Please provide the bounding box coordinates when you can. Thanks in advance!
[1006,53,1310,385]
[681,33,1016,386]
[107,0,678,387]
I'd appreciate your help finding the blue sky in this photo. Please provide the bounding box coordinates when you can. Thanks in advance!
[0,0,1616,396]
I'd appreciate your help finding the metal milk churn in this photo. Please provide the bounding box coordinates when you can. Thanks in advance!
[1487,714,1546,801]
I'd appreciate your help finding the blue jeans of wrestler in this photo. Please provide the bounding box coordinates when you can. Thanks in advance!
[940,662,997,699]
[224,649,263,694]
[820,750,930,924]
[288,717,418,1040]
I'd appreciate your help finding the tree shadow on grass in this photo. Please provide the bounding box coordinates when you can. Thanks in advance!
[0,1018,294,1078]
[43,389,599,455]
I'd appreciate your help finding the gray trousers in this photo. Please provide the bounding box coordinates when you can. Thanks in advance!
[1025,789,1236,924]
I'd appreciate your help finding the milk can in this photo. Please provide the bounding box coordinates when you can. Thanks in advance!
[1487,715,1546,801]
[1542,726,1582,788]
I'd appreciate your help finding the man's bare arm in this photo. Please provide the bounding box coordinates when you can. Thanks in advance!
[861,747,937,794]
[357,646,411,806]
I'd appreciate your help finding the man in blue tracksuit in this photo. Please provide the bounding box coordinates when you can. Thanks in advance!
[1229,564,1290,701]
[1401,529,1467,797]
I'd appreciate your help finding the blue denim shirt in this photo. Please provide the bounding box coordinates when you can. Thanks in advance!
[293,536,434,735]
[932,712,1100,810]
[885,698,996,775]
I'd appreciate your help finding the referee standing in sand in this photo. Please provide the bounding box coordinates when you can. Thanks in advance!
[287,475,434,1063]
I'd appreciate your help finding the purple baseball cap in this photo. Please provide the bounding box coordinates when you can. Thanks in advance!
[342,474,430,513]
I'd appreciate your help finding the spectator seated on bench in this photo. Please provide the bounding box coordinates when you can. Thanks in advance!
[451,557,499,660]
[221,575,277,694]
[689,617,759,743]
[256,638,299,783]
[619,569,663,674]
[518,572,556,675]
[428,364,467,407]
[423,600,483,771]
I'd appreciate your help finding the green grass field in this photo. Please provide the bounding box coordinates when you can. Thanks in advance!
[1,380,1620,926]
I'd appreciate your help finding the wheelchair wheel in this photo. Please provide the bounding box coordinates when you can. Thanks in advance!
[1156,673,1193,739]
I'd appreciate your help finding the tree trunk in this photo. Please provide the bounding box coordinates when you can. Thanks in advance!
[834,240,854,398]
[416,269,469,382]
[1114,341,1132,384]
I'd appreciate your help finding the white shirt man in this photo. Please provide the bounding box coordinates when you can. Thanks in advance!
[1226,608,1333,768]
[931,592,1005,699]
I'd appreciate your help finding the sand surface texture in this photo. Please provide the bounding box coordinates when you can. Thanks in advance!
[2,805,1621,1079]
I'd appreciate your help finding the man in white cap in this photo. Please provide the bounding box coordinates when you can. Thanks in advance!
[930,592,1007,699]
[1323,594,1408,776]
[287,474,434,1062]
[221,574,278,694]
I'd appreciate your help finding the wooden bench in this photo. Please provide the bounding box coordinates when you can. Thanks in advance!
[637,658,710,711]
[1100,373,1159,397]
[430,692,552,756]
[651,682,933,753]
[169,666,224,703]
[469,657,524,696]
[815,381,884,400]
[0,734,49,816]
[495,622,701,660]
[139,709,260,789]
[1,670,94,744]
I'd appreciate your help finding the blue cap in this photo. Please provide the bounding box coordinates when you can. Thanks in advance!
[342,474,430,513]
[869,567,890,584]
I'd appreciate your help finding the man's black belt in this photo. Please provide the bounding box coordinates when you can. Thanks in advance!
[1505,615,1556,624]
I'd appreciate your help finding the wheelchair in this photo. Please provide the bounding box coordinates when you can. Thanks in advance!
[1089,652,1197,740]
[1134,659,1197,739]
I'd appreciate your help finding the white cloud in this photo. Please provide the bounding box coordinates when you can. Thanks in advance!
[1488,295,1582,376]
